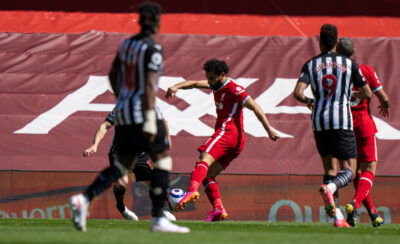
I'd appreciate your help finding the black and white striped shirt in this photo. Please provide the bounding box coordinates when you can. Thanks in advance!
[111,33,163,126]
[299,52,366,131]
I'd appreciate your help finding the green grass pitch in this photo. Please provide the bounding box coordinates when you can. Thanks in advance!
[1,219,399,244]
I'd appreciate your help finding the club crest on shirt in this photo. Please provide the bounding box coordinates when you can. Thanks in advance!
[215,102,224,110]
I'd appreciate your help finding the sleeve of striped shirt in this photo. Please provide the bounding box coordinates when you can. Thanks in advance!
[351,60,367,88]
[145,44,163,72]
[298,63,310,84]
[105,107,117,125]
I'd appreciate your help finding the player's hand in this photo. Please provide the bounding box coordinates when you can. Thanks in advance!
[166,86,178,98]
[83,145,97,157]
[266,128,280,141]
[378,104,389,117]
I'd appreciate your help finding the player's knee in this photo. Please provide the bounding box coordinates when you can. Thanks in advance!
[114,161,130,176]
[153,156,173,171]
[151,187,163,196]
[116,175,129,188]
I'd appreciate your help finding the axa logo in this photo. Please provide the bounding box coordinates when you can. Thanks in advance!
[14,75,400,139]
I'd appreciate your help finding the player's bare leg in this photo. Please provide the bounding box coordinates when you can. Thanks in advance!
[174,152,215,211]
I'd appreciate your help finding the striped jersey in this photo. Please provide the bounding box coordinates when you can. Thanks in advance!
[105,106,117,153]
[298,51,367,131]
[111,33,163,126]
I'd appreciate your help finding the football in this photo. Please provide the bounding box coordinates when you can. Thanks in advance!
[167,188,186,211]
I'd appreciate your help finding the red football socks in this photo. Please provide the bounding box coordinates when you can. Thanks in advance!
[203,177,223,210]
[363,191,378,216]
[188,161,209,192]
[353,170,375,210]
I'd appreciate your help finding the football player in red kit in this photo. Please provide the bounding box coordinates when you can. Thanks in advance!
[166,59,280,221]
[336,38,389,227]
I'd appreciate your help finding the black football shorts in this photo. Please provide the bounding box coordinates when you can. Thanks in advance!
[314,129,357,159]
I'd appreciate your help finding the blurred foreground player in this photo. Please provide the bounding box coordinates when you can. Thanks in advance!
[166,59,280,221]
[69,2,188,233]
[83,106,176,222]
[293,24,372,227]
[336,38,389,227]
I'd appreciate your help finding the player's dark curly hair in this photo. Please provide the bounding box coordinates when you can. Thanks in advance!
[203,59,229,75]
[336,38,355,57]
[320,24,338,51]
[139,2,162,34]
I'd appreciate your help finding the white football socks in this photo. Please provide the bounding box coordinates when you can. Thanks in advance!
[327,183,337,194]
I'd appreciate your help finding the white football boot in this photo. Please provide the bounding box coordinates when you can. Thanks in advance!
[122,206,139,221]
[150,216,189,233]
[163,210,176,221]
[69,194,89,232]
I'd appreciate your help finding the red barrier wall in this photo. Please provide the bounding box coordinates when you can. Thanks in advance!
[0,171,398,223]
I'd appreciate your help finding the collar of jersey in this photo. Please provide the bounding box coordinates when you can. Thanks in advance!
[216,79,230,92]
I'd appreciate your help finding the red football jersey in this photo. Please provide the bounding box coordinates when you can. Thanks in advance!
[351,65,382,112]
[212,79,249,132]
[351,65,382,137]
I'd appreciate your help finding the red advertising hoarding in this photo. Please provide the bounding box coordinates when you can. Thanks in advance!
[0,171,398,223]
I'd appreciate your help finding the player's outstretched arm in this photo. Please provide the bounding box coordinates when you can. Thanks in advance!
[375,89,390,117]
[165,80,208,98]
[353,84,372,100]
[243,97,280,141]
[293,81,314,110]
[83,121,113,157]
